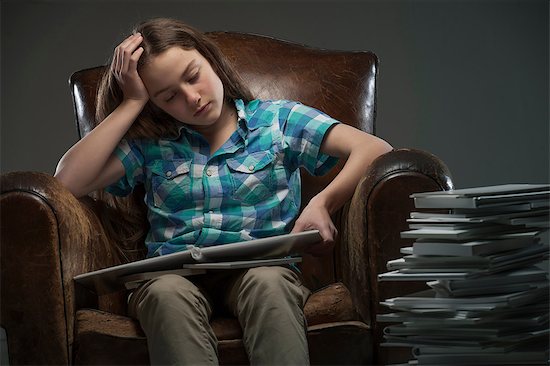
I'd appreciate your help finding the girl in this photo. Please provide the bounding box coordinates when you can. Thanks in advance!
[55,18,392,365]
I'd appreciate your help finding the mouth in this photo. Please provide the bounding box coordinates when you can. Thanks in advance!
[193,102,210,117]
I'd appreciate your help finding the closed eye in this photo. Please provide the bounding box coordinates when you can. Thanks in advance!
[165,92,176,102]
[162,69,200,102]
[188,71,199,83]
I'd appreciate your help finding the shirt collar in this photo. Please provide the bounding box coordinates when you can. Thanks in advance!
[235,99,272,130]
[234,99,248,142]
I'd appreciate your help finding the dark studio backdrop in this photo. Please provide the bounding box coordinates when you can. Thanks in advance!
[1,0,548,189]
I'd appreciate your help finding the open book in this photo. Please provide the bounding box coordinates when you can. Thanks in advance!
[74,230,322,294]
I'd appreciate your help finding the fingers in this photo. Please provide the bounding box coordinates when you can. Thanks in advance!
[310,224,336,253]
[319,225,337,244]
[111,34,135,74]
[112,33,143,77]
[291,201,338,257]
[291,220,331,241]
[308,224,337,256]
[129,46,144,68]
[120,34,143,75]
[108,33,149,101]
[291,214,337,242]
[290,221,304,234]
[291,217,338,257]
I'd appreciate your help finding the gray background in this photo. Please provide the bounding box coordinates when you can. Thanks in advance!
[1,0,548,188]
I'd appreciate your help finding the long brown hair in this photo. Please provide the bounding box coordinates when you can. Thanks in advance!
[93,18,254,261]
[95,17,254,139]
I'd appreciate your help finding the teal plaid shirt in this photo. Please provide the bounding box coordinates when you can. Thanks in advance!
[107,99,340,257]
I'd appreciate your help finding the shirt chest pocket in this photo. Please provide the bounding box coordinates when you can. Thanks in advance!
[226,151,278,205]
[150,159,192,210]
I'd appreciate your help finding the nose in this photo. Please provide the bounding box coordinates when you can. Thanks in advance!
[180,85,200,106]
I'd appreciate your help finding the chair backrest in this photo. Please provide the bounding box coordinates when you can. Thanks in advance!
[69,32,378,290]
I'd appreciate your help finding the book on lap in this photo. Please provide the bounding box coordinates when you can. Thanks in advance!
[74,230,321,295]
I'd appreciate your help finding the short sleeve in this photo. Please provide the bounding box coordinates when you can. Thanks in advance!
[279,102,340,176]
[105,139,145,196]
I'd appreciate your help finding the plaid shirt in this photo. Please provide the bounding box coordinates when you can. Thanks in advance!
[107,99,340,257]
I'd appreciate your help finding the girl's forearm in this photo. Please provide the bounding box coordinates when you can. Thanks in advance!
[54,99,146,195]
[313,139,392,214]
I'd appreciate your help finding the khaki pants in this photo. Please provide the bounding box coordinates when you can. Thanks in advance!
[128,266,311,365]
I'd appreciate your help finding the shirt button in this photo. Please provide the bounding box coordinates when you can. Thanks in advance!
[206,169,212,177]
[165,171,172,177]
[248,165,255,171]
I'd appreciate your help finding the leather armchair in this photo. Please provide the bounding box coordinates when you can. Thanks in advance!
[0,32,453,365]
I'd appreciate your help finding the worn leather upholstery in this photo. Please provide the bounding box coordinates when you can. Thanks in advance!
[0,32,453,365]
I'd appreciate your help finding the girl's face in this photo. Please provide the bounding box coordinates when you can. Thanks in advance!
[140,47,226,129]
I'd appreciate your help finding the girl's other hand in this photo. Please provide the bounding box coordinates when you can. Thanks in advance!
[111,33,149,102]
[290,196,338,257]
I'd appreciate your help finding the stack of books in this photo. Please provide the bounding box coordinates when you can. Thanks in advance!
[378,184,549,365]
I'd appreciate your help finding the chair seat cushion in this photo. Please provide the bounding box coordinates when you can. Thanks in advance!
[73,282,370,365]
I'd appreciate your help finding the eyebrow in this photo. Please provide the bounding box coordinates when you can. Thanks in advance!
[152,59,198,98]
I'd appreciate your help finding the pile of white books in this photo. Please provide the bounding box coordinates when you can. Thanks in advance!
[378,184,549,365]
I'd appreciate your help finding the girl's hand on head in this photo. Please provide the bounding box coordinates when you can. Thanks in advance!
[290,196,338,257]
[111,33,149,103]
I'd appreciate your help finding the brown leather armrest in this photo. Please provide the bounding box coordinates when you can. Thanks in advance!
[338,148,453,349]
[0,171,125,365]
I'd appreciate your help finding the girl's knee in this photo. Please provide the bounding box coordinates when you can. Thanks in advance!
[143,274,201,301]
[242,266,300,291]
[134,274,212,320]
